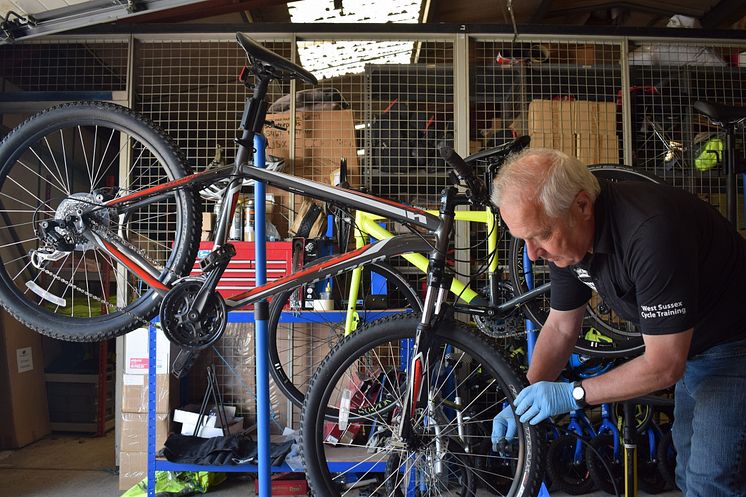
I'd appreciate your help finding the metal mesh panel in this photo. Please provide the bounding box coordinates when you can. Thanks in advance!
[364,41,455,207]
[628,39,746,227]
[135,39,294,427]
[471,38,623,273]
[0,40,128,92]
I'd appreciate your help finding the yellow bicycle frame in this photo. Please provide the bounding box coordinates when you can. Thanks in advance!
[343,207,499,335]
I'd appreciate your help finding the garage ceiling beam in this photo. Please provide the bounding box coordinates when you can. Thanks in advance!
[700,0,746,28]
[115,0,294,24]
[1,0,211,43]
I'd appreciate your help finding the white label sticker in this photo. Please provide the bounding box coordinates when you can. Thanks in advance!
[16,347,33,373]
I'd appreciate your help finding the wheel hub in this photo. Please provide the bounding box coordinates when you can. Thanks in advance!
[52,192,109,251]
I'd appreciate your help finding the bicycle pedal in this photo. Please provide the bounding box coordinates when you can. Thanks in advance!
[199,243,236,272]
[172,348,201,378]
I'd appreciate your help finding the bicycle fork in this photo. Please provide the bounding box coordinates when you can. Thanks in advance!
[396,187,458,470]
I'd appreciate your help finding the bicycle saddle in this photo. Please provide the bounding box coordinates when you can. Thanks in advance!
[464,135,531,164]
[236,33,318,85]
[693,100,746,127]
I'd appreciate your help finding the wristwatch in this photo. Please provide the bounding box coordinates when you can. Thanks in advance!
[572,381,588,408]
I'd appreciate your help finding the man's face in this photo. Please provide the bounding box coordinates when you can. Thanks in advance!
[500,193,591,268]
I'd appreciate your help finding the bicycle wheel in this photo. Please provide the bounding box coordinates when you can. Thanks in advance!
[585,433,623,495]
[546,434,596,495]
[301,314,544,497]
[268,259,422,407]
[0,102,200,341]
[508,164,661,357]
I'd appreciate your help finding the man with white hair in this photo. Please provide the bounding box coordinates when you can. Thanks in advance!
[489,148,746,496]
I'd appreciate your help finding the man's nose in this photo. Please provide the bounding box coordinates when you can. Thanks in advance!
[525,240,542,261]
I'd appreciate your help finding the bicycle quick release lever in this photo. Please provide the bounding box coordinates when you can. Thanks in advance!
[439,146,489,204]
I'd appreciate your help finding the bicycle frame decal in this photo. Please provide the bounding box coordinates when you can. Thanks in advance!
[224,234,433,308]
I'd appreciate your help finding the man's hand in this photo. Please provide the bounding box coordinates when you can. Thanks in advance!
[491,405,517,447]
[514,381,579,425]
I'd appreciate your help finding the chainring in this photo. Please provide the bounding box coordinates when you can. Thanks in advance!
[473,282,526,338]
[159,277,226,349]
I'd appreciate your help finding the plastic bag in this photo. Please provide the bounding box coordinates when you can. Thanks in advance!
[121,470,226,497]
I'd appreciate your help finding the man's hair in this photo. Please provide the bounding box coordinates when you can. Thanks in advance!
[491,148,600,218]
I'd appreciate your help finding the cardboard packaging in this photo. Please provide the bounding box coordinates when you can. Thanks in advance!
[119,412,170,452]
[122,373,170,414]
[528,99,618,164]
[118,450,147,491]
[123,327,171,375]
[264,110,359,195]
[0,310,51,449]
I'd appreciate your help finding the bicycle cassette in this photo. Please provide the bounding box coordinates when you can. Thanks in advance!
[159,277,226,350]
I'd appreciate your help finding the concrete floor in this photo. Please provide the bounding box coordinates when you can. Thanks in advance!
[0,432,683,497]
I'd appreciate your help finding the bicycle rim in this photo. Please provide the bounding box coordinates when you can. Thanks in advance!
[0,102,199,340]
[301,314,544,497]
[268,259,422,408]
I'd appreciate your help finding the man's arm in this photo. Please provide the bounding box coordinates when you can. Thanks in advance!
[526,305,586,384]
[582,329,692,404]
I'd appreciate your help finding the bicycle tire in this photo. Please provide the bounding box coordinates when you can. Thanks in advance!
[268,259,422,407]
[545,434,596,495]
[0,102,200,341]
[301,314,544,497]
[656,430,677,490]
[508,164,662,357]
[585,433,623,495]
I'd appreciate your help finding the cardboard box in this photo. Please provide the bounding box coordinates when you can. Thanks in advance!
[528,100,618,164]
[119,450,147,491]
[0,310,51,449]
[528,100,616,136]
[124,327,170,375]
[574,44,596,65]
[255,478,308,496]
[119,412,169,452]
[201,212,214,241]
[264,110,359,185]
[122,373,170,414]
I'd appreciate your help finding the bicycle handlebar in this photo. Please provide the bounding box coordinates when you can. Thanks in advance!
[439,146,489,204]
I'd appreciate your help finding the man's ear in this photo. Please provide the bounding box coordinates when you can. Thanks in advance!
[575,191,593,220]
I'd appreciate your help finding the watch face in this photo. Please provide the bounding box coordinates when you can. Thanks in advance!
[573,386,584,401]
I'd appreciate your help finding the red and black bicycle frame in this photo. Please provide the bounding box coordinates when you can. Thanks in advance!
[98,155,440,310]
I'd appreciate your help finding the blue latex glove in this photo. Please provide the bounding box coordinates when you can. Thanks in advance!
[513,381,579,425]
[491,405,517,447]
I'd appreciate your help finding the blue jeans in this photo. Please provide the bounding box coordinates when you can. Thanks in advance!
[673,338,746,497]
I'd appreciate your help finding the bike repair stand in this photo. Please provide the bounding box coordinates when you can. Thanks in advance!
[253,132,271,497]
[523,252,551,497]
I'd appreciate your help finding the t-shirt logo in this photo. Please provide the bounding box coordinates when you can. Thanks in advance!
[573,267,597,291]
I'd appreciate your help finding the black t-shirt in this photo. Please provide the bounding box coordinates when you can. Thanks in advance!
[550,180,746,356]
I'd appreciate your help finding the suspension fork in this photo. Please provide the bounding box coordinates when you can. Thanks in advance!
[397,187,458,444]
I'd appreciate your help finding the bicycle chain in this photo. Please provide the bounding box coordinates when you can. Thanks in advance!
[31,215,186,328]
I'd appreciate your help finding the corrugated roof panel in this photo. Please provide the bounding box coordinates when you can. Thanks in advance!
[290,0,422,79]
